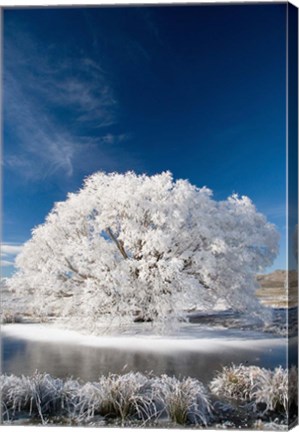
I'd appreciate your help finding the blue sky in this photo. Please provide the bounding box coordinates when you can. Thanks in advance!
[2,4,287,276]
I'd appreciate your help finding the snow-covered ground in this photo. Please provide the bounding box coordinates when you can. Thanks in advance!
[2,322,286,352]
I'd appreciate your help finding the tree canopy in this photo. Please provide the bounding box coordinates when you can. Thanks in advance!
[9,171,279,330]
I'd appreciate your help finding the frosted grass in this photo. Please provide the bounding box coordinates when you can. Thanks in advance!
[1,366,296,427]
[153,375,211,425]
[0,372,211,426]
[210,364,298,415]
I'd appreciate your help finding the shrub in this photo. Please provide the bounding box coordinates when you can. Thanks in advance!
[210,364,262,401]
[0,372,64,423]
[251,367,287,413]
[154,375,211,425]
[210,364,298,416]
[98,372,155,422]
[0,371,211,425]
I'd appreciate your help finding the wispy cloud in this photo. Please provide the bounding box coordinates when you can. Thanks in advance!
[4,75,76,179]
[36,57,117,128]
[4,78,76,179]
[1,243,24,268]
[1,260,14,267]
[1,244,24,255]
[3,26,132,181]
[97,133,130,145]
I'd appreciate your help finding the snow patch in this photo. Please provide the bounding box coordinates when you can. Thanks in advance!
[2,324,286,353]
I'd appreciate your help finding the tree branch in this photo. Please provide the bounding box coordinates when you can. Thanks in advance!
[64,258,86,279]
[64,257,99,282]
[106,227,128,259]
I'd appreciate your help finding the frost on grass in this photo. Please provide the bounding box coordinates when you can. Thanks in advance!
[252,367,288,414]
[0,372,64,422]
[2,366,295,427]
[210,364,298,415]
[0,371,211,426]
[210,364,262,401]
[98,372,167,423]
[153,375,212,425]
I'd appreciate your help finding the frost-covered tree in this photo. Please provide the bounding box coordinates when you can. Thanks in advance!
[9,171,279,329]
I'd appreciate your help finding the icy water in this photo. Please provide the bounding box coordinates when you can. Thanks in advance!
[2,333,288,385]
[2,309,296,384]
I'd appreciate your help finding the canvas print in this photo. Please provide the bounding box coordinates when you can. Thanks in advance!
[1,2,298,430]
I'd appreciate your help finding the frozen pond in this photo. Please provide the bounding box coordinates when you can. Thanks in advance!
[1,319,294,385]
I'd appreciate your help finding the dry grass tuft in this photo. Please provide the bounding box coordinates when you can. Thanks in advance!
[1,371,211,425]
[210,364,261,401]
[210,364,298,416]
[1,366,296,426]
[154,375,211,425]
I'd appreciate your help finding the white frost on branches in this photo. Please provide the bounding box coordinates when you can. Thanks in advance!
[8,171,279,329]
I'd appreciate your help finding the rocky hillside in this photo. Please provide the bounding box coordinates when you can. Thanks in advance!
[256,270,297,308]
